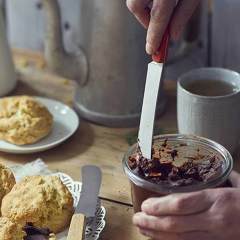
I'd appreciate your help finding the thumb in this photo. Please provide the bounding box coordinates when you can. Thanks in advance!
[142,190,214,216]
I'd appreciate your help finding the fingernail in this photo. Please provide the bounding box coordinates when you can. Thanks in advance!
[146,42,153,55]
[132,214,141,225]
[141,201,150,211]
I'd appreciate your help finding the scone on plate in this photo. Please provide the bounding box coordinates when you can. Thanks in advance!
[0,163,16,209]
[1,175,74,233]
[0,96,53,145]
[0,217,26,240]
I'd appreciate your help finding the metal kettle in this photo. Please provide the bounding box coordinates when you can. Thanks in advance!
[0,2,16,97]
[42,0,165,127]
[75,1,202,127]
[76,0,167,127]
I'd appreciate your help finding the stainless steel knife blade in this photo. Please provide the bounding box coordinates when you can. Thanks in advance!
[138,61,164,159]
[76,165,102,217]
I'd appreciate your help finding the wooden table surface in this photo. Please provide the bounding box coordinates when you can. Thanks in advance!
[1,49,240,239]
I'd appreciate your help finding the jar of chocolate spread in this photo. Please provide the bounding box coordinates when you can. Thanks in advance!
[123,134,233,212]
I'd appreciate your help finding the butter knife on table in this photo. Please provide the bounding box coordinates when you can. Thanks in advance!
[138,25,171,159]
[67,165,102,240]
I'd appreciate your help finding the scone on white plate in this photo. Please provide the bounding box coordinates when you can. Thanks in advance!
[1,175,74,233]
[0,96,53,145]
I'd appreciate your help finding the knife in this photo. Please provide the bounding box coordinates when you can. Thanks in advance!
[67,165,102,240]
[138,26,170,159]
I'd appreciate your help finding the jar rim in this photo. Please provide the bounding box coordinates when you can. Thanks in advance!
[123,134,233,194]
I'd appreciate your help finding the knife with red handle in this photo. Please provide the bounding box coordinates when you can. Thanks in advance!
[152,25,170,63]
[138,25,171,159]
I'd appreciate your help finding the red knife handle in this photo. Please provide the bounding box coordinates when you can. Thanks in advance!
[152,26,170,63]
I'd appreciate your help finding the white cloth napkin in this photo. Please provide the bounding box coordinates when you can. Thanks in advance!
[10,158,53,182]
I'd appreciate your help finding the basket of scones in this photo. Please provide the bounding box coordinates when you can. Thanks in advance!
[0,162,74,239]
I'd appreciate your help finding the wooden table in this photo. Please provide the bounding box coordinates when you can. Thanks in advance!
[1,49,240,239]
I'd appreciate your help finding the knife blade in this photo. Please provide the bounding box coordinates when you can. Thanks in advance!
[67,165,102,240]
[138,26,170,159]
[138,61,164,159]
[76,165,102,217]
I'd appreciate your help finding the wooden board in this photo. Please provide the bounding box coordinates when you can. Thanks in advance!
[1,49,240,240]
[0,49,177,206]
[102,199,148,240]
[2,49,240,206]
[0,94,176,205]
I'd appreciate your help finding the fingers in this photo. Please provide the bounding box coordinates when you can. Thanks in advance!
[133,211,209,233]
[126,0,150,28]
[138,228,211,240]
[146,0,175,54]
[127,0,201,55]
[229,171,240,188]
[141,190,214,216]
[170,0,201,41]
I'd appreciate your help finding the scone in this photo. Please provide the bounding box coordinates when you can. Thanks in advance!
[0,163,15,209]
[1,175,74,233]
[0,217,25,240]
[0,96,53,145]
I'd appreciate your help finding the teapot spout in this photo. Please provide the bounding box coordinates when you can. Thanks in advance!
[42,0,88,85]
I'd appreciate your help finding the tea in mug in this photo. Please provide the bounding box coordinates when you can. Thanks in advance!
[185,79,239,96]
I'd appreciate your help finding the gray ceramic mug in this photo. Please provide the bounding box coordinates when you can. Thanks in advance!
[177,67,240,153]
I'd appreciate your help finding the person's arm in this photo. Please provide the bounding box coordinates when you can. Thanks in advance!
[133,171,240,240]
[126,0,201,54]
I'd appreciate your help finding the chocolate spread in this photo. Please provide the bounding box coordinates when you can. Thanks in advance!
[128,139,223,186]
[23,223,53,240]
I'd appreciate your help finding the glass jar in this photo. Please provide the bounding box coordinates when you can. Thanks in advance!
[123,134,233,212]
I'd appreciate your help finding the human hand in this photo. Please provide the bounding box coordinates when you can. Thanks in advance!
[126,0,200,55]
[133,171,240,240]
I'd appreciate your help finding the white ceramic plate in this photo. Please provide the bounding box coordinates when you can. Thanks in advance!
[0,97,79,154]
